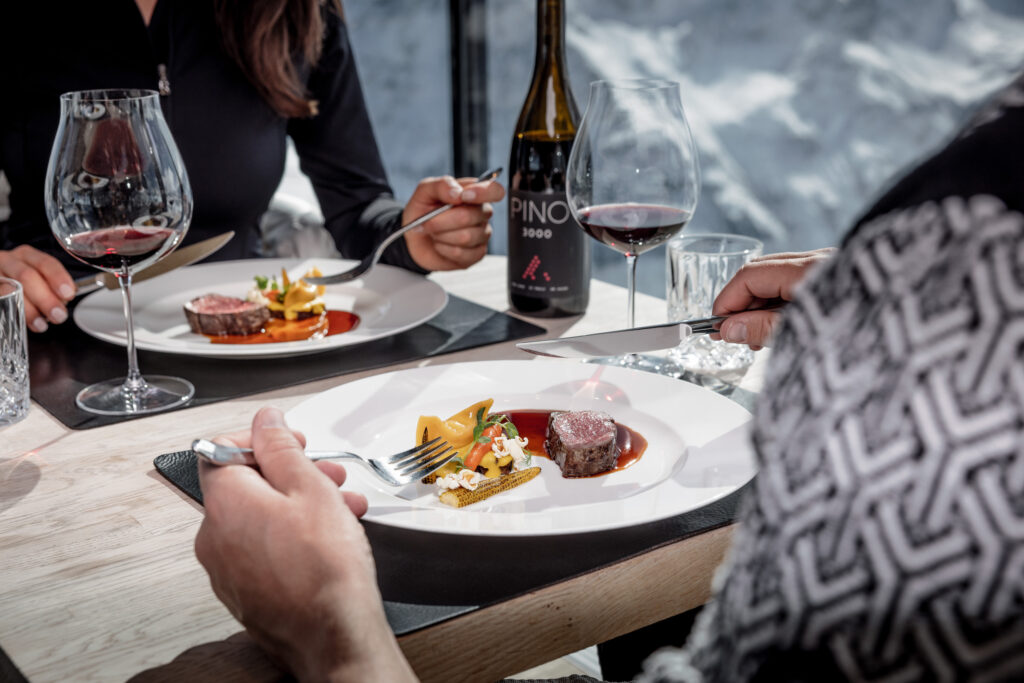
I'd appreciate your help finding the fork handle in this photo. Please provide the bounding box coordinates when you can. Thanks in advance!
[372,166,503,257]
[191,439,354,467]
[307,451,357,462]
[373,203,453,257]
[196,446,257,466]
[305,167,503,285]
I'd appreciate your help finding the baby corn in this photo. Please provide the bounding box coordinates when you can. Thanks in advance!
[439,467,541,508]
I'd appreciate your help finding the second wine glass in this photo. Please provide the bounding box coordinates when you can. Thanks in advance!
[44,89,194,416]
[566,80,700,340]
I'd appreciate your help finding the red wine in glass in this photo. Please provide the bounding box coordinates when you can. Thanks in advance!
[577,203,691,256]
[65,226,176,271]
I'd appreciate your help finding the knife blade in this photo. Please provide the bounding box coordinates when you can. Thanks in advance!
[516,315,726,359]
[73,231,235,297]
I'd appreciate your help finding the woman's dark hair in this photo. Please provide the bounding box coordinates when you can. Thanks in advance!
[213,0,342,118]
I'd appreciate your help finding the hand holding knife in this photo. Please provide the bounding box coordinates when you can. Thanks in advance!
[516,305,784,359]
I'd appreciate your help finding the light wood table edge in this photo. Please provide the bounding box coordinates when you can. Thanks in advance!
[398,523,735,683]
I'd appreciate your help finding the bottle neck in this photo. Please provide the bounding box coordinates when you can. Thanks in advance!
[534,0,567,74]
[515,0,577,140]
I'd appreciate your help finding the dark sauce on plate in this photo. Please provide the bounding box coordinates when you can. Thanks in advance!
[499,409,647,476]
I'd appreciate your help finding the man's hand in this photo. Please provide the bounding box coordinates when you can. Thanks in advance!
[194,407,417,682]
[403,174,505,271]
[0,246,76,333]
[711,248,835,350]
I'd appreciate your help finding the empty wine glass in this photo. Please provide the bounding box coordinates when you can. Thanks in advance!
[566,79,700,363]
[44,89,194,416]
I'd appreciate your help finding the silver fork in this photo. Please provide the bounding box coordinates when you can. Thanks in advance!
[190,436,456,487]
[304,166,502,286]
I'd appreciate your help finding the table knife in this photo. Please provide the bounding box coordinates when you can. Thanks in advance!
[516,316,725,359]
[73,231,235,297]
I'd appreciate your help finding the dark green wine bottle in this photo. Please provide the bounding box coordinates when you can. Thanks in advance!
[507,0,590,317]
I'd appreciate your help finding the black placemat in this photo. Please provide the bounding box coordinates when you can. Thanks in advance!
[29,295,546,430]
[0,644,28,683]
[154,448,749,637]
[153,365,757,637]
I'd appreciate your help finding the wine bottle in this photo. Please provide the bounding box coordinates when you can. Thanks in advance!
[507,0,590,317]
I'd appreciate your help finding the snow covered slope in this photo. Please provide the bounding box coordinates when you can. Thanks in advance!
[487,0,1024,293]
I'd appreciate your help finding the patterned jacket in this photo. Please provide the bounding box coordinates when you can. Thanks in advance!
[642,73,1024,682]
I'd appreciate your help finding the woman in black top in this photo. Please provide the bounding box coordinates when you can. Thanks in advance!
[0,0,503,332]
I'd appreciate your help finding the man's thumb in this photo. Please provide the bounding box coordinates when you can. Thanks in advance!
[719,311,779,348]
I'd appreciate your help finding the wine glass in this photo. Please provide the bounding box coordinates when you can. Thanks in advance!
[566,79,700,363]
[44,89,194,416]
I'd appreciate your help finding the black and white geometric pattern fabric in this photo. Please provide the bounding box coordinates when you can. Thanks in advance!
[639,194,1024,682]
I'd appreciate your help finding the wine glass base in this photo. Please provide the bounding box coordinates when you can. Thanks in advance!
[75,375,195,416]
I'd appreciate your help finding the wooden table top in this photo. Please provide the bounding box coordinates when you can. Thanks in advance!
[0,255,765,682]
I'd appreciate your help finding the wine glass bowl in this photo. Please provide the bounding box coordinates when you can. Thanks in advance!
[566,79,700,331]
[45,89,194,416]
[576,203,693,256]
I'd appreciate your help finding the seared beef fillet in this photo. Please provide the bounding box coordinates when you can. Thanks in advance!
[184,294,270,336]
[545,410,619,477]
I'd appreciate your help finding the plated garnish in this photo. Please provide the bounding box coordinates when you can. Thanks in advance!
[247,268,326,320]
[415,401,648,508]
[416,399,541,508]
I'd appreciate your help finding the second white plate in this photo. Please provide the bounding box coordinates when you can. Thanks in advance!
[286,360,757,536]
[73,258,448,358]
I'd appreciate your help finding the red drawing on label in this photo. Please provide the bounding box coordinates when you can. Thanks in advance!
[522,255,541,281]
[543,272,551,282]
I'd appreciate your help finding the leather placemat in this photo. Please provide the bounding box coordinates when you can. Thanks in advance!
[28,295,545,430]
[154,448,748,637]
[0,643,28,683]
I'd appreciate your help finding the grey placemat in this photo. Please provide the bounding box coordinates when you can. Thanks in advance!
[154,447,749,637]
[153,364,757,637]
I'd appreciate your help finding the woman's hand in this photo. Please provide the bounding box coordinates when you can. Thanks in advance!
[194,407,416,682]
[711,248,835,350]
[0,246,76,333]
[403,174,505,271]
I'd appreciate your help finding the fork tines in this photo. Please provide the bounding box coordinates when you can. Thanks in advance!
[387,436,444,463]
[393,438,456,480]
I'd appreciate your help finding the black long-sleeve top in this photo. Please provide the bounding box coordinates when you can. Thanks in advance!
[0,1,424,277]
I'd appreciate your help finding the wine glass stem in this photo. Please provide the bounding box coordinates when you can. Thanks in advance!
[117,268,145,393]
[625,252,638,329]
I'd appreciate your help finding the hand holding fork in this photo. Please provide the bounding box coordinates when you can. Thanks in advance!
[193,436,456,487]
[305,167,503,285]
[194,406,421,681]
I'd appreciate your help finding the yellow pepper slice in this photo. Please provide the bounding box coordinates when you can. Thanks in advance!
[415,398,493,449]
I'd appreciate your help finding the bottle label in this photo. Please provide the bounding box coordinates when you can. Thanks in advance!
[507,189,587,297]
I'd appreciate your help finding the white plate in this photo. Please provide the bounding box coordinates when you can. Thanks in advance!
[73,258,448,358]
[286,360,757,536]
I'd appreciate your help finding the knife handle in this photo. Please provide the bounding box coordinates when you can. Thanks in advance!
[685,315,726,335]
[685,303,786,335]
[73,274,105,298]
